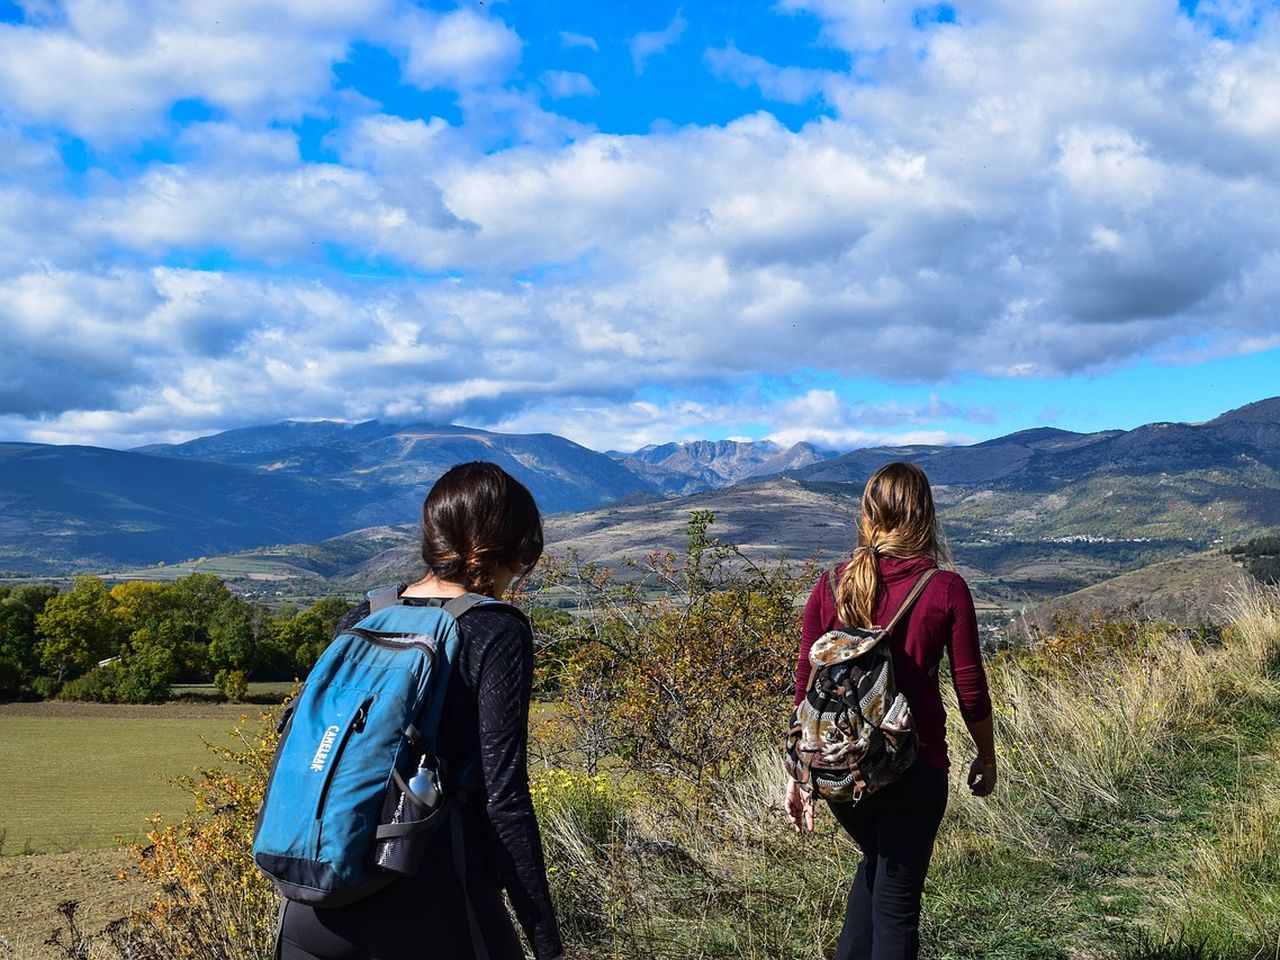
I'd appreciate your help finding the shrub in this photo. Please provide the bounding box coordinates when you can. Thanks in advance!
[58,663,123,702]
[124,709,281,960]
[30,673,60,698]
[539,511,813,799]
[213,668,249,702]
[0,654,19,693]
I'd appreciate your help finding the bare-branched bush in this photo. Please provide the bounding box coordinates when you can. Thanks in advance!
[124,710,281,960]
[537,511,814,804]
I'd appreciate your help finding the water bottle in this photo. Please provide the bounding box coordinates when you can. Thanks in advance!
[406,755,442,809]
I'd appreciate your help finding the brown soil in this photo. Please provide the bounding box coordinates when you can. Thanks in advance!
[0,700,263,721]
[0,849,144,959]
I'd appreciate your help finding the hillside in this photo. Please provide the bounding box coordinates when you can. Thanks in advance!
[0,443,350,574]
[1019,550,1252,629]
[619,439,834,488]
[0,422,657,573]
[137,420,656,518]
[107,475,1166,606]
[788,397,1280,496]
[108,480,861,597]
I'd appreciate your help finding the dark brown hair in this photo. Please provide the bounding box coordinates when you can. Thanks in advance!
[835,461,950,627]
[421,461,544,597]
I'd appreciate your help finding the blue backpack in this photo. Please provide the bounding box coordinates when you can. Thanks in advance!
[253,589,509,910]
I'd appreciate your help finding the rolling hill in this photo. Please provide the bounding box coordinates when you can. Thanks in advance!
[1017,550,1252,629]
[3,397,1279,590]
[0,422,657,573]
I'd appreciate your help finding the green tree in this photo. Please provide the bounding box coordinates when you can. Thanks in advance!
[35,577,127,684]
[271,597,354,675]
[115,623,181,702]
[0,583,58,690]
[167,574,236,680]
[111,581,178,639]
[108,580,196,702]
[309,596,353,638]
[207,594,263,674]
[274,609,330,674]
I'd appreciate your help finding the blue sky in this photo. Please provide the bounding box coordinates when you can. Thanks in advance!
[1,0,1278,452]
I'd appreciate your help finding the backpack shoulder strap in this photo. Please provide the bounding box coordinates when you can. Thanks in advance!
[364,588,525,624]
[442,594,530,629]
[442,592,488,620]
[880,568,939,635]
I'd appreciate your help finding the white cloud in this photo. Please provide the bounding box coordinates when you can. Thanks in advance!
[0,0,386,143]
[628,9,687,74]
[541,70,597,99]
[494,391,981,453]
[767,391,982,449]
[559,30,598,52]
[3,0,1280,449]
[393,7,521,91]
[774,0,912,54]
[705,43,835,104]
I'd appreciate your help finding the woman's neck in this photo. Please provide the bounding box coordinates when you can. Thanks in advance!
[400,574,468,598]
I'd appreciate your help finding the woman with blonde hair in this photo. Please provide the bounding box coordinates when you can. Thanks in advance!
[786,461,996,960]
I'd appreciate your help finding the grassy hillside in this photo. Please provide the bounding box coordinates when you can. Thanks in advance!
[7,578,1276,960]
[95,527,412,603]
[1021,550,1252,630]
[937,466,1280,542]
[524,588,1280,958]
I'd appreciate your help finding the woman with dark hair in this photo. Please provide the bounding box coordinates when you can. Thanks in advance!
[786,461,996,960]
[279,461,563,960]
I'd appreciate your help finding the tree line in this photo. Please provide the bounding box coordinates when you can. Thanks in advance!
[0,574,353,703]
[1226,536,1280,586]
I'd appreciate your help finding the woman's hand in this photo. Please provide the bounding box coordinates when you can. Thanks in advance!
[785,778,815,833]
[964,712,998,797]
[967,755,997,797]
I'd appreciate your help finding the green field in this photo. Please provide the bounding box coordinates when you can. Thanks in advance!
[0,704,256,855]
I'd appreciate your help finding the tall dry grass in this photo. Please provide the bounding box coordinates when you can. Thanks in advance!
[1149,587,1280,957]
[530,582,1280,958]
[945,587,1280,854]
[43,583,1279,959]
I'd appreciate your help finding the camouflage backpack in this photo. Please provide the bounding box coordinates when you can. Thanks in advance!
[785,568,937,803]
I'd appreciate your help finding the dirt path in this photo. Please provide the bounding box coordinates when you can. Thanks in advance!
[0,849,144,959]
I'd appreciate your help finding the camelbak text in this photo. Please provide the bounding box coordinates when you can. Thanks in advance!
[310,725,341,772]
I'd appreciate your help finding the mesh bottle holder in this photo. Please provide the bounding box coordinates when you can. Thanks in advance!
[372,764,445,877]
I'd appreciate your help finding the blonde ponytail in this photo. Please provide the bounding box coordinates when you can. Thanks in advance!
[834,462,949,628]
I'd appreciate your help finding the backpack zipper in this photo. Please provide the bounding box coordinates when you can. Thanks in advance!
[346,628,440,664]
[312,694,375,855]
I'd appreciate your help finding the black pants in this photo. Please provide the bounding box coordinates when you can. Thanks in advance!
[277,850,522,960]
[828,762,949,960]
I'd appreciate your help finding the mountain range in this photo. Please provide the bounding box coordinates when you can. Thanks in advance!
[612,439,834,495]
[0,422,814,573]
[2,398,1279,591]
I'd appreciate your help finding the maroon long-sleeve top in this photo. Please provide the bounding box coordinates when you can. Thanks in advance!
[794,555,993,772]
